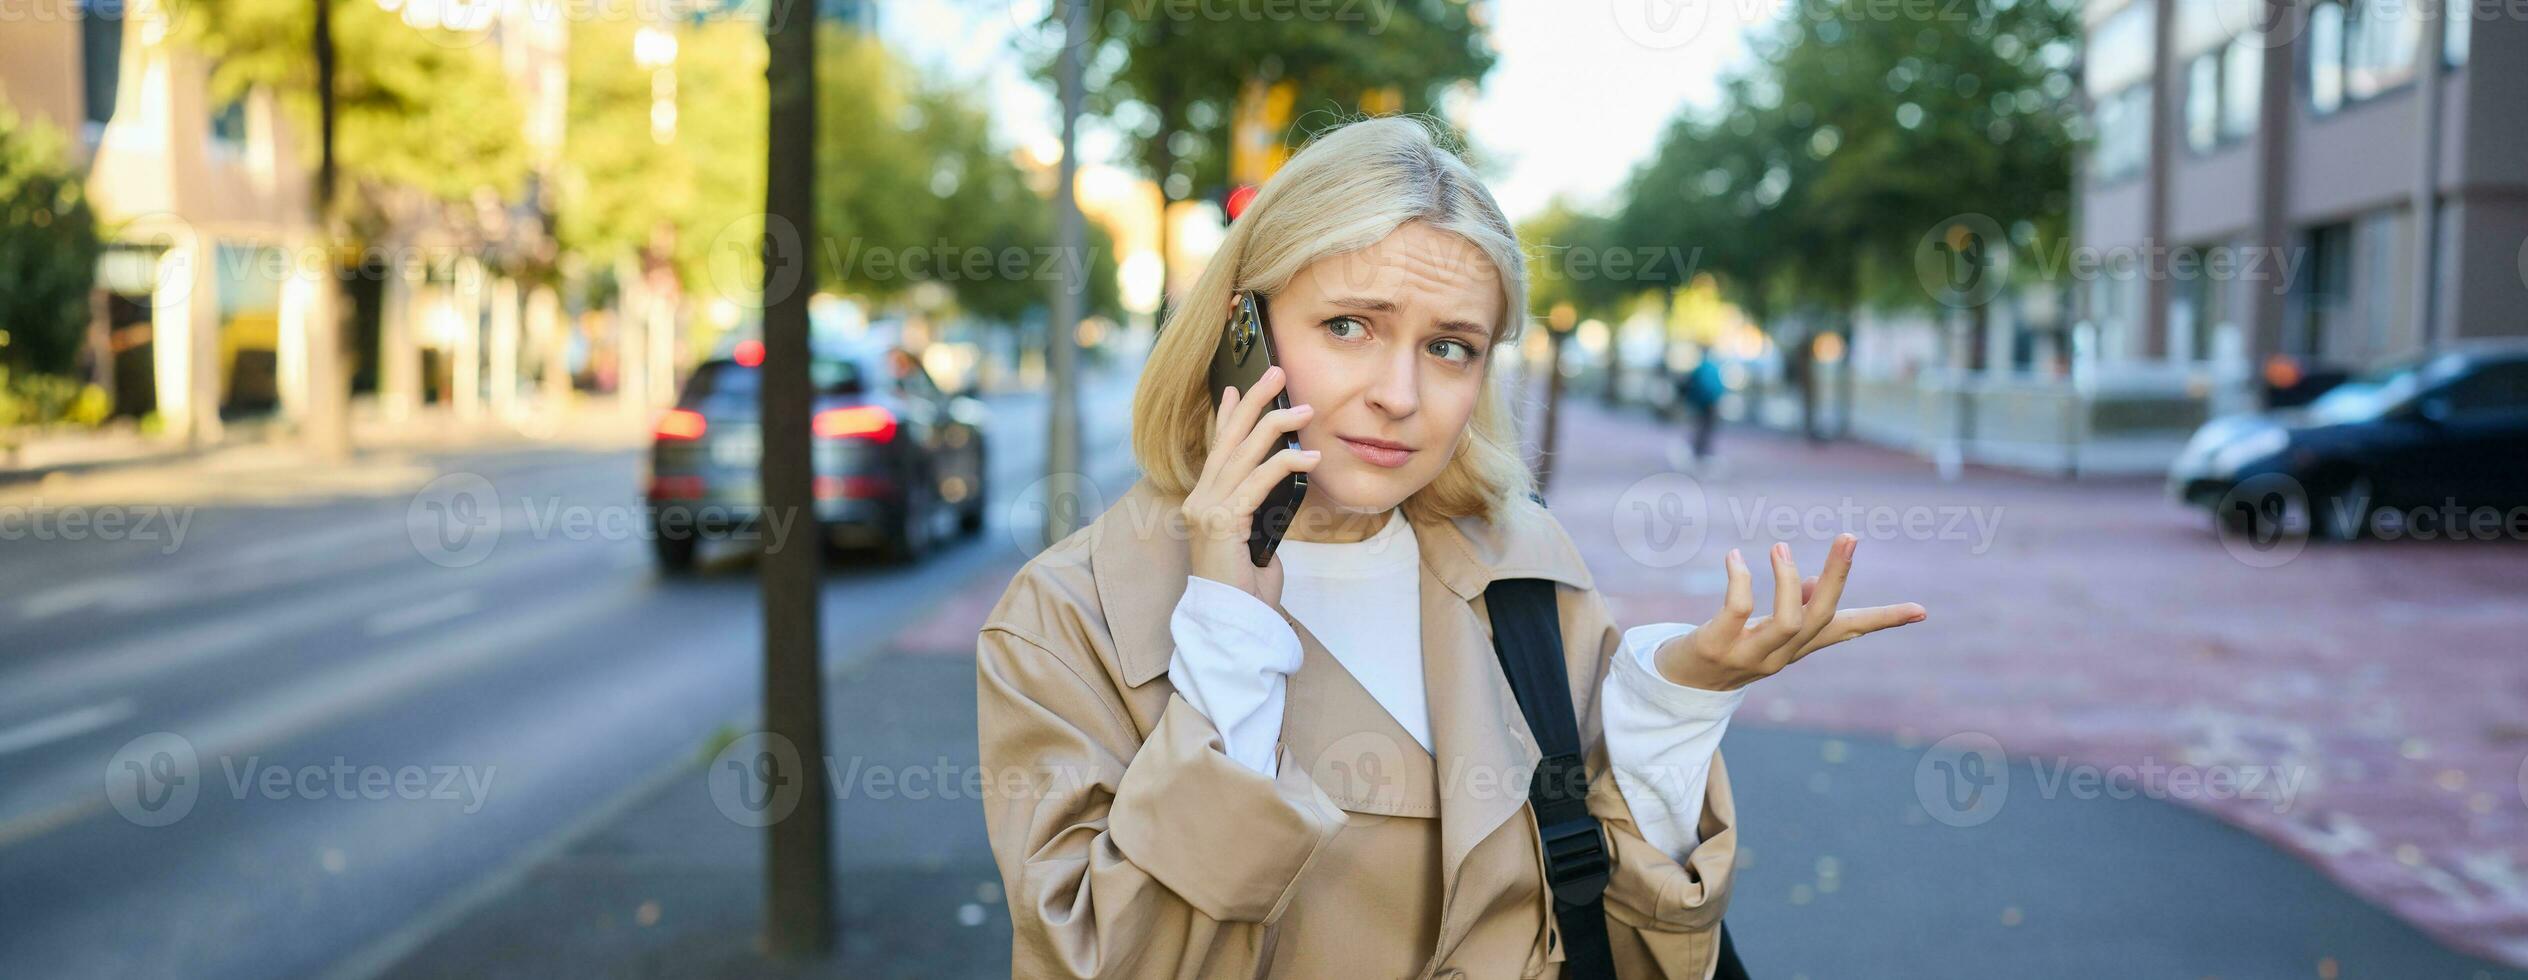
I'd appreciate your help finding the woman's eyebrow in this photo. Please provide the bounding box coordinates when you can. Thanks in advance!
[1325,296,1488,336]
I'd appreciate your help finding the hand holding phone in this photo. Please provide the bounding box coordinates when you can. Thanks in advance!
[1183,293,1317,602]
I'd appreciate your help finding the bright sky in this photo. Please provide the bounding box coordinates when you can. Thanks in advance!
[881,0,1764,223]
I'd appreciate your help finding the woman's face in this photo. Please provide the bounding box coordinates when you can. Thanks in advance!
[1267,220,1503,515]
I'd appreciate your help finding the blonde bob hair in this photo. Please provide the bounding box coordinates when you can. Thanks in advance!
[1129,116,1537,524]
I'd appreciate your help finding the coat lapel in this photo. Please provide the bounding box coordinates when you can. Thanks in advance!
[1404,501,1594,959]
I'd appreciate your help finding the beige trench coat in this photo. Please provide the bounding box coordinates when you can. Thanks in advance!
[976,477,1738,979]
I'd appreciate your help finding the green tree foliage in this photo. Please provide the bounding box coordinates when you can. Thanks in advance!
[1621,0,2078,315]
[817,28,1118,323]
[559,15,767,295]
[185,0,529,234]
[1519,196,1630,324]
[0,108,103,378]
[1065,0,1495,252]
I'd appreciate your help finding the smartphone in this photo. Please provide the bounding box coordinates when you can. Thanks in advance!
[1209,291,1309,567]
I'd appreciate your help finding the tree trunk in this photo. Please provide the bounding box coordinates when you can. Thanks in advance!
[758,0,833,955]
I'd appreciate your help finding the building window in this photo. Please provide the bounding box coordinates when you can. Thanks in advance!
[2185,55,2220,152]
[2090,84,2151,183]
[2308,0,2345,113]
[2309,0,2424,111]
[211,97,248,153]
[2221,34,2261,139]
[2344,0,2421,100]
[2295,222,2353,358]
[79,0,123,128]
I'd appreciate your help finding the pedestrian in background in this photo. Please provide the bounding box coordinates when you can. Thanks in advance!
[1669,344,1726,475]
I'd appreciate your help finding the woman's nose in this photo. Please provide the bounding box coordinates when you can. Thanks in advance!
[1363,350,1420,418]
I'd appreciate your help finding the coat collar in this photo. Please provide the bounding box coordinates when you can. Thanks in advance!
[1090,476,1593,689]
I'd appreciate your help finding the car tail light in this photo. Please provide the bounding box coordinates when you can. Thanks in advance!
[656,408,708,441]
[812,406,897,442]
[649,475,706,499]
[815,475,893,499]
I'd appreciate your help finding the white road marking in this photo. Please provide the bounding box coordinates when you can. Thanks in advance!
[0,698,137,756]
[362,591,483,638]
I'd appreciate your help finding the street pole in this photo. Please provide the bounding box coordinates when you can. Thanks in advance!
[759,0,834,956]
[1043,0,1087,543]
[305,0,349,461]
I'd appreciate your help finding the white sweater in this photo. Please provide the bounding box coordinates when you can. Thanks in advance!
[1165,508,1743,861]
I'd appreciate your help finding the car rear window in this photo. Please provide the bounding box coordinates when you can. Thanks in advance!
[681,359,864,403]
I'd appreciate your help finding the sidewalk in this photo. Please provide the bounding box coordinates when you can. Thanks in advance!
[358,391,2521,979]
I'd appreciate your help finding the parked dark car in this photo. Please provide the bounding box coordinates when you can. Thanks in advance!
[2170,339,2528,540]
[644,338,989,570]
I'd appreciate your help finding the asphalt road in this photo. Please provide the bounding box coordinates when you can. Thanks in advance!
[0,369,1138,979]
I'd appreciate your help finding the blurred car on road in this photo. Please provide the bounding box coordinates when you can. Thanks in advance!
[2170,339,2528,539]
[644,336,989,570]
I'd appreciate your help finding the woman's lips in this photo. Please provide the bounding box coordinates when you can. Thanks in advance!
[1339,436,1415,468]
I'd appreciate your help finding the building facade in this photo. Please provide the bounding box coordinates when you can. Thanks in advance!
[2079,0,2528,386]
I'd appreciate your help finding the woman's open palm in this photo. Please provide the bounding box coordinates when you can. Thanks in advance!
[1654,533,1927,691]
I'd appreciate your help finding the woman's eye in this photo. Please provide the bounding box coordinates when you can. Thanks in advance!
[1322,316,1367,340]
[1430,339,1479,364]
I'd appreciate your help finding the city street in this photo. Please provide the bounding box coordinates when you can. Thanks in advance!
[0,368,1138,979]
[360,384,2521,980]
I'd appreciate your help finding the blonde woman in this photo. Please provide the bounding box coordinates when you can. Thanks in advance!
[976,117,1926,979]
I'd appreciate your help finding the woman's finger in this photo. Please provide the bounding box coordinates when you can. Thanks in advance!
[1705,548,1754,651]
[1226,446,1321,517]
[1789,534,1858,649]
[1203,384,1240,475]
[1789,602,1928,663]
[1227,365,1288,452]
[1226,403,1314,480]
[1754,542,1802,650]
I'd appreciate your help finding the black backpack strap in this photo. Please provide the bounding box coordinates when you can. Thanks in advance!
[1483,576,1617,979]
[1486,568,1755,980]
